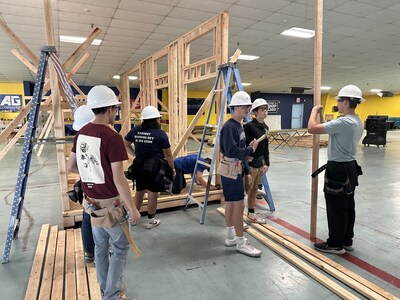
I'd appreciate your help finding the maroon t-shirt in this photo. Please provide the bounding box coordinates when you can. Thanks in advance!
[71,123,128,199]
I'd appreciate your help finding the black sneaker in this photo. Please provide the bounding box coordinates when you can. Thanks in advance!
[314,242,345,254]
[84,252,94,263]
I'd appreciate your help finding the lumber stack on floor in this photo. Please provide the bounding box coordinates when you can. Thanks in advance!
[24,224,101,300]
[216,208,398,300]
[64,176,223,225]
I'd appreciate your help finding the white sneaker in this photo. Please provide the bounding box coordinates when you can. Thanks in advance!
[247,213,267,224]
[243,222,249,230]
[225,237,236,247]
[236,239,262,257]
[146,219,160,229]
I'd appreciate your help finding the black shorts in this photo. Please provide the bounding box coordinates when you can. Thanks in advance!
[133,157,165,193]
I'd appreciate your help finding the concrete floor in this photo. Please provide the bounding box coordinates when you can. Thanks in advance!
[0,131,399,299]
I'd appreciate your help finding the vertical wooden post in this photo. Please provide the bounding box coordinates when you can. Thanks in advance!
[310,0,324,239]
[43,0,71,226]
[120,74,130,138]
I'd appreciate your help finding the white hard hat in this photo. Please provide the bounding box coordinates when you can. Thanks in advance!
[336,85,365,103]
[228,91,252,107]
[87,85,121,109]
[140,105,161,120]
[251,98,268,113]
[73,105,95,131]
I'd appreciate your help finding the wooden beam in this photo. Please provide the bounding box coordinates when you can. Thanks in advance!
[44,0,70,221]
[120,74,131,138]
[69,80,85,97]
[217,209,360,300]
[38,225,58,300]
[250,221,397,300]
[0,122,28,161]
[51,229,65,300]
[74,229,89,300]
[0,18,39,65]
[10,49,48,79]
[34,112,53,151]
[24,224,50,300]
[310,0,323,239]
[36,114,54,157]
[172,89,213,158]
[65,229,77,299]
[62,27,101,72]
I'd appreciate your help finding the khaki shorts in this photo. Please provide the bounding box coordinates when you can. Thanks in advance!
[248,166,263,190]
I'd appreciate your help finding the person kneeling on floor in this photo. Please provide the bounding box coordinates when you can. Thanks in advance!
[171,154,217,194]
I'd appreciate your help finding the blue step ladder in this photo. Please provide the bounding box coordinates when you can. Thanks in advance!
[185,61,275,224]
[2,46,57,264]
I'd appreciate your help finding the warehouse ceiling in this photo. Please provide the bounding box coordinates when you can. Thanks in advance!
[1,0,400,95]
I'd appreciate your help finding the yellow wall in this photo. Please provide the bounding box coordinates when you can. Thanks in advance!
[322,93,400,122]
[162,90,226,126]
[0,82,25,120]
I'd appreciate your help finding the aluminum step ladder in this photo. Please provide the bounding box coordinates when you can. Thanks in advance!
[184,60,275,224]
[2,46,57,263]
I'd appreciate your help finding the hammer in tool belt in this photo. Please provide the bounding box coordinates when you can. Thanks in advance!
[120,217,141,257]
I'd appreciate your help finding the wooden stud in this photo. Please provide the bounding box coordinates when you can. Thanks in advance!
[0,122,27,161]
[65,229,77,299]
[74,229,89,300]
[51,229,65,300]
[36,114,54,157]
[0,18,39,65]
[310,0,323,239]
[24,224,50,300]
[38,225,58,300]
[34,112,53,151]
[43,0,70,224]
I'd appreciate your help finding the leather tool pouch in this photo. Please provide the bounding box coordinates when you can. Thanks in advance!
[217,157,242,180]
[89,200,126,228]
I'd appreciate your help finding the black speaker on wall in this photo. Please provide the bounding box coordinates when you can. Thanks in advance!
[362,115,388,147]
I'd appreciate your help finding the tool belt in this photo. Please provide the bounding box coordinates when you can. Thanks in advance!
[217,156,242,180]
[84,196,127,228]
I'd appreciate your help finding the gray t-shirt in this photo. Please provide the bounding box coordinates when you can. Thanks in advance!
[323,115,364,162]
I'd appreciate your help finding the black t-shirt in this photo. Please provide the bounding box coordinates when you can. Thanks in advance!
[124,125,170,159]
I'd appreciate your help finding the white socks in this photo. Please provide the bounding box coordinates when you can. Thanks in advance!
[226,226,235,239]
[236,236,246,246]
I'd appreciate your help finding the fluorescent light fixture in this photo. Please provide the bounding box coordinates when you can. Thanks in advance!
[320,86,332,90]
[280,27,315,39]
[242,83,252,86]
[336,66,356,70]
[113,75,138,80]
[60,35,102,45]
[370,89,382,93]
[236,54,260,61]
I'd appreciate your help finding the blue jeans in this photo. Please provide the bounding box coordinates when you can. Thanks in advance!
[92,224,129,300]
[82,211,94,256]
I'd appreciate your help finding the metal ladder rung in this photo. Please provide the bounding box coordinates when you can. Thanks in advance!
[197,160,210,168]
[187,195,204,208]
[205,124,218,128]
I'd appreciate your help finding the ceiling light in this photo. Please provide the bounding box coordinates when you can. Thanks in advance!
[234,55,259,61]
[113,75,138,80]
[320,86,331,90]
[280,27,315,39]
[60,35,102,45]
[336,66,356,70]
[242,83,252,86]
[370,89,382,93]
